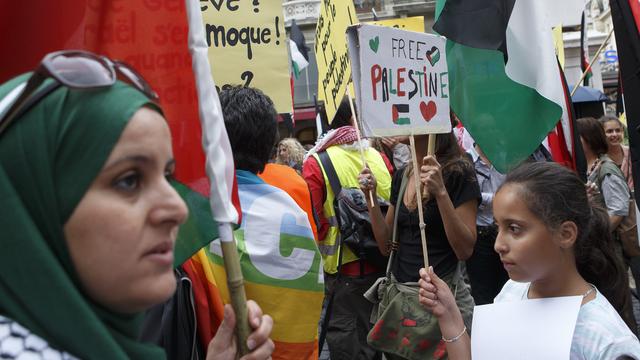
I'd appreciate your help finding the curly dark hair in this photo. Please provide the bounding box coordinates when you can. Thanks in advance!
[219,86,279,174]
[500,162,634,330]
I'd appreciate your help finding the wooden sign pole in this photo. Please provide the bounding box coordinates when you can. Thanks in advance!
[571,28,614,97]
[408,133,436,269]
[347,83,376,207]
[218,223,251,356]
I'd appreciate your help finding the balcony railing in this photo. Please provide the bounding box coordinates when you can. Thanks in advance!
[283,0,321,26]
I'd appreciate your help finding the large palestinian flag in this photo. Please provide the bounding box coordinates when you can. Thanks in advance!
[434,0,568,172]
[610,0,640,198]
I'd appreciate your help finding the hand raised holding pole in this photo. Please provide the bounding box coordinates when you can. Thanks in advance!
[421,155,446,199]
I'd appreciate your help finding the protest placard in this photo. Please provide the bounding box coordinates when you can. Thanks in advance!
[347,24,451,137]
[471,296,582,359]
[315,0,358,122]
[200,0,292,113]
[368,16,425,32]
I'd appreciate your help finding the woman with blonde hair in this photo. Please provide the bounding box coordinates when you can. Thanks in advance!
[276,137,306,173]
[599,115,634,189]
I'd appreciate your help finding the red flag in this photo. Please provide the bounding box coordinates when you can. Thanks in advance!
[548,59,587,179]
[630,0,640,30]
[0,3,237,349]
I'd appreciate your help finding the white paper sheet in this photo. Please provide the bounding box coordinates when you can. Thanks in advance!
[471,296,582,360]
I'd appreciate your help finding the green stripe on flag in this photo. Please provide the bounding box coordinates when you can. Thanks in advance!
[172,180,219,267]
[293,62,301,79]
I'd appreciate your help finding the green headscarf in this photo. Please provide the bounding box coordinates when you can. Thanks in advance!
[0,74,166,359]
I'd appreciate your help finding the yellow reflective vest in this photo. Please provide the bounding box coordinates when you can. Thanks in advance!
[312,145,391,274]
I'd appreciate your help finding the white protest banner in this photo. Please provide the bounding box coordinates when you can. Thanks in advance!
[347,24,451,137]
[471,296,582,359]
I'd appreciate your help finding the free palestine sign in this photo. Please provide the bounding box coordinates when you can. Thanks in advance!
[347,24,451,137]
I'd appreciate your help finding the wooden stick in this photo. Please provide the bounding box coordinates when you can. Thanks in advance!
[571,27,614,97]
[409,134,431,269]
[218,223,250,356]
[346,84,376,207]
[427,134,436,155]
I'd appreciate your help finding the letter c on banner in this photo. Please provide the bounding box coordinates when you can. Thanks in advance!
[243,191,316,280]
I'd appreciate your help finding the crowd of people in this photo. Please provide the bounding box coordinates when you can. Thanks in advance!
[2,50,640,359]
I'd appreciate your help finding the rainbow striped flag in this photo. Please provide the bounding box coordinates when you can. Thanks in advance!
[206,170,324,360]
[182,249,226,347]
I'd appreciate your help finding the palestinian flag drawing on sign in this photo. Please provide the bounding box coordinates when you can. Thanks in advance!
[434,0,567,172]
[392,104,411,125]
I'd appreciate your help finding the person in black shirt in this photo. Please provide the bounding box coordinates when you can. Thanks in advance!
[359,127,480,358]
[360,130,480,280]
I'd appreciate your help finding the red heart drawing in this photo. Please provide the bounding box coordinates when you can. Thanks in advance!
[419,101,437,122]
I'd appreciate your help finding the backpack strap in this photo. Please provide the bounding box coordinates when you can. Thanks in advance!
[597,157,627,191]
[386,168,410,278]
[317,152,347,355]
[318,151,343,198]
[319,150,370,277]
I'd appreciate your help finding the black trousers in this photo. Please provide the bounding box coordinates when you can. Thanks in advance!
[324,272,383,360]
[466,225,509,305]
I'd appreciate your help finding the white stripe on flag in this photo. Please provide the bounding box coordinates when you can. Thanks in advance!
[505,2,567,137]
[185,0,240,230]
[289,39,309,77]
[315,113,322,140]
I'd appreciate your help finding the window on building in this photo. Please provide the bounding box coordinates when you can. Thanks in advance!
[293,50,318,107]
[354,0,383,13]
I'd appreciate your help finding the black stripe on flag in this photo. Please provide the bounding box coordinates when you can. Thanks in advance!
[290,19,309,61]
[433,0,516,62]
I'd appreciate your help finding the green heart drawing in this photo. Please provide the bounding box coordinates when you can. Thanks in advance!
[369,36,380,53]
[426,46,441,66]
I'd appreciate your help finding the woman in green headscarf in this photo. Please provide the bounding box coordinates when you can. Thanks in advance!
[0,60,273,359]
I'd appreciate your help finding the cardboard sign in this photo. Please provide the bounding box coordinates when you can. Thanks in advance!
[315,0,358,122]
[368,16,425,32]
[347,24,451,137]
[201,0,292,113]
[471,296,582,359]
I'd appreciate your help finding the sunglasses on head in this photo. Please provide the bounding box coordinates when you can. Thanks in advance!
[0,50,159,137]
